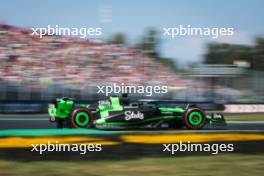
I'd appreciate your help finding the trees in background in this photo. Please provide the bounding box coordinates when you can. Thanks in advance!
[108,31,264,71]
[204,38,264,71]
[134,28,160,59]
[108,32,126,45]
[109,29,178,72]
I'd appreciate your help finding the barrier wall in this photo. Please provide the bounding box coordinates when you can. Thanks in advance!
[0,100,225,113]
[224,104,264,113]
[1,100,264,114]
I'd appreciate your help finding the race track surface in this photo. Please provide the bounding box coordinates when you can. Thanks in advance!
[0,114,263,131]
[0,114,263,161]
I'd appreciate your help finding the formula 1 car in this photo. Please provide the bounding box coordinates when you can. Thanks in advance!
[48,97,226,130]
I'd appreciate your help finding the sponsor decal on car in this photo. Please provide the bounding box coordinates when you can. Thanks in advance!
[212,113,223,119]
[125,111,144,121]
[98,100,111,106]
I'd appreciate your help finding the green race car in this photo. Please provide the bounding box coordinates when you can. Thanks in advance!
[48,97,226,130]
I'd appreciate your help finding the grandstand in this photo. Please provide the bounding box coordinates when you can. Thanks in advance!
[0,24,186,100]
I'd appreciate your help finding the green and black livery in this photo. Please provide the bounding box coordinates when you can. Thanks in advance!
[48,97,226,130]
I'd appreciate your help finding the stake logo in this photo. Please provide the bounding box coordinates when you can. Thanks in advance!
[125,111,144,120]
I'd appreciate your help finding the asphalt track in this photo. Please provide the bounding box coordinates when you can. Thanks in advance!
[0,114,263,161]
[0,114,263,131]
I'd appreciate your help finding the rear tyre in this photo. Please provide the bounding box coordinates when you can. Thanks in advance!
[184,108,206,130]
[71,108,94,128]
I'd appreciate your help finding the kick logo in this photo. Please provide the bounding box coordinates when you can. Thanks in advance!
[212,113,223,119]
[125,111,144,120]
[98,100,110,106]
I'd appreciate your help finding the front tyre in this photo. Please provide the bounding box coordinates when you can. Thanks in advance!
[184,108,206,130]
[71,108,94,128]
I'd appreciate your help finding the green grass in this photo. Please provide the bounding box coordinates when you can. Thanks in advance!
[0,154,263,176]
[224,114,264,121]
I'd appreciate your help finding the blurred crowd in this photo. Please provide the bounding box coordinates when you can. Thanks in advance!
[1,24,263,102]
[0,24,186,91]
